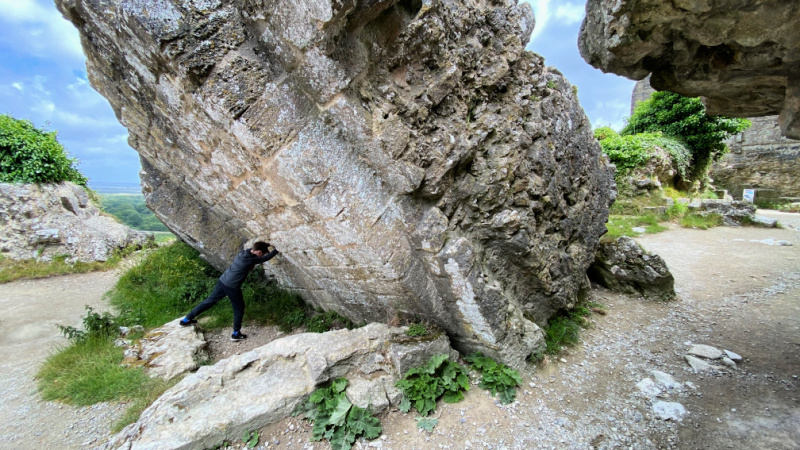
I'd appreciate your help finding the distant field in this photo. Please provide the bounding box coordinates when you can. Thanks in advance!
[99,193,170,233]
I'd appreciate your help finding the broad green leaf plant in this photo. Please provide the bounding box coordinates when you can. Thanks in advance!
[395,354,470,417]
[294,378,382,450]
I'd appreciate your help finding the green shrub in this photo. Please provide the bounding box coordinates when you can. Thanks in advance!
[294,378,382,450]
[56,306,118,343]
[0,114,88,185]
[623,92,750,181]
[464,353,522,404]
[596,130,690,179]
[396,354,470,417]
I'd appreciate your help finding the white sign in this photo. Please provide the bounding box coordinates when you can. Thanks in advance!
[742,189,755,203]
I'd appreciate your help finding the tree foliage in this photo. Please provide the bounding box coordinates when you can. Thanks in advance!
[0,114,88,185]
[622,92,750,180]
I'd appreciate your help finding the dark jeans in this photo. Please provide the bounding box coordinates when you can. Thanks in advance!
[185,280,245,332]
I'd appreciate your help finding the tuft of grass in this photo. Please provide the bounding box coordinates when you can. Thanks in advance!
[544,304,594,355]
[0,246,141,284]
[406,322,429,337]
[604,214,668,241]
[679,213,722,229]
[37,335,169,406]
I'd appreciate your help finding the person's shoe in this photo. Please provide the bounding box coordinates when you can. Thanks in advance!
[230,331,247,341]
[179,318,197,327]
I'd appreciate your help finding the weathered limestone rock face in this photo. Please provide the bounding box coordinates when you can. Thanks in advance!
[631,78,800,200]
[57,0,615,366]
[106,323,457,450]
[0,182,152,262]
[588,237,675,302]
[120,319,209,381]
[579,0,800,139]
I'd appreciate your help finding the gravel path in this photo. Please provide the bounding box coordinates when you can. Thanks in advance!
[1,210,798,450]
[0,271,126,448]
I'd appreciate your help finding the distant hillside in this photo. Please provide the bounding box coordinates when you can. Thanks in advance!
[100,193,168,232]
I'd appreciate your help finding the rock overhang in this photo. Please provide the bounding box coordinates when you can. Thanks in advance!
[578,0,800,139]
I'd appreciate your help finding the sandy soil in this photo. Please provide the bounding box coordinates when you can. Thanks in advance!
[1,210,797,450]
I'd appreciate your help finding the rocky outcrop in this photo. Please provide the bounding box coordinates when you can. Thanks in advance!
[588,237,675,301]
[684,199,756,227]
[104,323,457,450]
[0,182,152,262]
[119,319,208,381]
[631,78,800,200]
[56,0,615,366]
[579,0,800,139]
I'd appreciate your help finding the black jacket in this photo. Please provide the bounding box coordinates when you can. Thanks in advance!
[218,248,279,289]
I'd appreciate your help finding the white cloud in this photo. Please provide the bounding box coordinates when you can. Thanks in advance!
[0,0,84,62]
[12,82,23,91]
[554,3,585,25]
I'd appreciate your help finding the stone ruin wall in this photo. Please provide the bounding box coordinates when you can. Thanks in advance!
[631,79,800,200]
[56,0,616,366]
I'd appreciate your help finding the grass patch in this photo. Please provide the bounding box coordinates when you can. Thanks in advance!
[153,232,176,244]
[0,247,141,284]
[37,335,171,407]
[543,304,598,355]
[604,214,668,241]
[679,213,722,229]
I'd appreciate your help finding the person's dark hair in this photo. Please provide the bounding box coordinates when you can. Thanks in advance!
[253,241,270,253]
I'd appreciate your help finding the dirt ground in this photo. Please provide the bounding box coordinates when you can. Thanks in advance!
[0,210,797,449]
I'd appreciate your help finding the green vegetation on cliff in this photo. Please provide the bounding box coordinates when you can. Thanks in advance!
[622,92,750,181]
[0,114,88,185]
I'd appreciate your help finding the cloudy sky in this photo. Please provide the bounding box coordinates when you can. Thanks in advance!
[0,0,635,186]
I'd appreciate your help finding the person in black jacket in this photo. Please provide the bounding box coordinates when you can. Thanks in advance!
[179,241,279,341]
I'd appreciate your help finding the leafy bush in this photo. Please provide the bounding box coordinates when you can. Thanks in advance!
[294,378,382,450]
[0,114,87,185]
[623,92,750,181]
[464,353,522,404]
[396,354,470,416]
[596,129,690,179]
[56,306,118,343]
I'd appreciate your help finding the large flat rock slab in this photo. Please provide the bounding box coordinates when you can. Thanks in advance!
[104,323,458,450]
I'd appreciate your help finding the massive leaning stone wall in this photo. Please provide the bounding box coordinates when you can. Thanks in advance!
[56,0,615,366]
[632,78,800,199]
